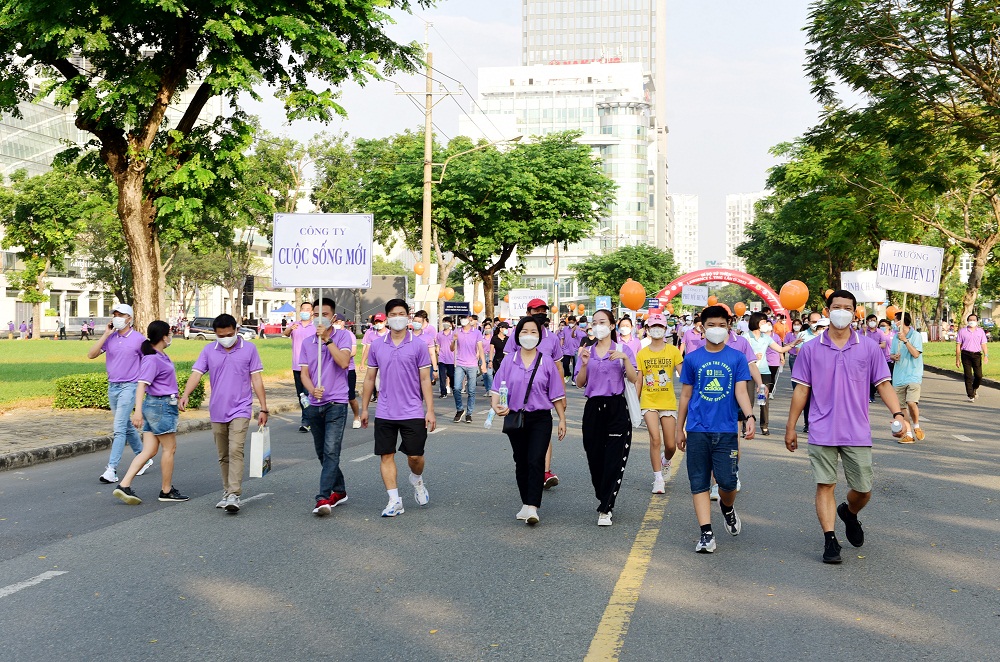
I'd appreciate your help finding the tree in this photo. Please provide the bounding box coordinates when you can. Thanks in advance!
[0,168,109,338]
[164,246,219,318]
[0,1,429,327]
[572,244,681,308]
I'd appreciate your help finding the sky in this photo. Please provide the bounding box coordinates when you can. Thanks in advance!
[245,0,825,266]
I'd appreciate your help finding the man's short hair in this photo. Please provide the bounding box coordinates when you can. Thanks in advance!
[213,314,238,330]
[312,297,337,312]
[701,305,730,325]
[895,311,912,326]
[826,289,857,309]
[385,298,409,315]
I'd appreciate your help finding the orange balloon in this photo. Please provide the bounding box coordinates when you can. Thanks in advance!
[855,304,866,319]
[824,288,834,299]
[444,287,455,301]
[577,303,586,314]
[734,302,747,317]
[619,279,647,311]
[707,295,719,306]
[779,280,809,311]
[473,301,484,314]
[503,295,509,303]
[413,262,425,276]
[822,308,829,318]
[885,305,899,320]
[666,302,674,314]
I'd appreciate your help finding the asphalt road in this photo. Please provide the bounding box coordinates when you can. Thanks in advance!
[0,369,997,661]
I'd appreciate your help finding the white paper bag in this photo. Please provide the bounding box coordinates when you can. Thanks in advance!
[249,425,271,478]
[618,343,644,428]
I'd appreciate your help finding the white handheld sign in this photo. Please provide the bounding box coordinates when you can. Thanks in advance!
[272,213,374,289]
[875,241,944,297]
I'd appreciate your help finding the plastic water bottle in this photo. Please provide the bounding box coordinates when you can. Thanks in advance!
[891,419,903,435]
[498,381,509,409]
[484,409,496,429]
[756,385,768,406]
[299,392,310,409]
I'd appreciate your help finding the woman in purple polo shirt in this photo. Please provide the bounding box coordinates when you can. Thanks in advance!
[113,321,188,505]
[491,316,567,526]
[955,314,989,401]
[575,309,640,527]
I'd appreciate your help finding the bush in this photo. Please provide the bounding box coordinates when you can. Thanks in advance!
[54,371,205,410]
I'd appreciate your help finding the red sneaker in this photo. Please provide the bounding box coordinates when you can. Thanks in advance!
[543,471,559,489]
[328,492,349,509]
[312,497,332,516]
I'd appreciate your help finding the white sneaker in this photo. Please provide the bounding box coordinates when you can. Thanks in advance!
[381,499,405,517]
[99,466,118,484]
[136,459,154,476]
[352,418,361,429]
[525,507,539,525]
[652,478,666,494]
[710,484,720,501]
[598,512,613,527]
[662,459,672,474]
[736,474,742,492]
[225,494,241,513]
[516,505,532,521]
[660,453,668,470]
[413,480,429,506]
[216,494,228,509]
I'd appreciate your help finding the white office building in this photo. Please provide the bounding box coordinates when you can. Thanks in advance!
[724,192,766,272]
[668,194,699,274]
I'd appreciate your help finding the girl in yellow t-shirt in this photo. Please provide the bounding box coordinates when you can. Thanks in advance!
[635,313,684,494]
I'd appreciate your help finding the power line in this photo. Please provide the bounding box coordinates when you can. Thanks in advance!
[429,24,480,82]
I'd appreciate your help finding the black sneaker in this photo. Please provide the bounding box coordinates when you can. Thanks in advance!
[158,487,190,502]
[464,414,472,424]
[722,506,742,536]
[695,531,716,553]
[438,393,448,399]
[453,410,464,422]
[823,537,843,564]
[113,485,141,505]
[837,502,865,547]
[298,425,310,433]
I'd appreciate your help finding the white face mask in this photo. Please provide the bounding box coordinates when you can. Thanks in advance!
[867,320,877,328]
[704,327,729,344]
[412,321,423,331]
[648,327,666,339]
[619,326,632,336]
[760,324,772,334]
[334,323,345,330]
[829,309,854,330]
[519,334,540,349]
[112,317,128,331]
[443,323,451,330]
[969,320,979,328]
[592,324,612,340]
[792,325,802,332]
[300,311,311,321]
[375,322,385,330]
[387,317,409,332]
[460,318,469,327]
[217,335,238,348]
[316,316,332,329]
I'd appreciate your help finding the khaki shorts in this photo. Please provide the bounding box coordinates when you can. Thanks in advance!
[642,409,676,418]
[895,383,921,405]
[807,444,873,493]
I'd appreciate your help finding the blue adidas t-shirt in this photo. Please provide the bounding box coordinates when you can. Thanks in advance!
[680,345,753,433]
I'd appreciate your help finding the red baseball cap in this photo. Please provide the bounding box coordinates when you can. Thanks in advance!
[374,313,387,321]
[527,298,548,310]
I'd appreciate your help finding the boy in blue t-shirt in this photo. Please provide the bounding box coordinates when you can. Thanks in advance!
[677,305,756,554]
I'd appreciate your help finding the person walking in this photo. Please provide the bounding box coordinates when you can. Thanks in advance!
[956,314,988,402]
[436,317,456,399]
[284,301,314,432]
[113,320,188,505]
[481,319,495,396]
[784,319,803,376]
[89,304,151,484]
[6,320,13,340]
[559,316,582,381]
[491,316,567,525]
[19,321,28,339]
[489,322,509,386]
[795,311,825,434]
[57,318,66,340]
[785,290,911,564]
[862,314,888,403]
[676,305,756,553]
[619,316,642,357]
[360,299,437,518]
[680,317,705,356]
[333,314,362,429]
[890,312,925,444]
[746,312,796,436]
[412,310,437,392]
[451,313,486,424]
[635,313,683,494]
[179,314,268,513]
[299,298,355,516]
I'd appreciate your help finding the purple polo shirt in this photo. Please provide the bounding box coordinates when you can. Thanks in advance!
[453,328,484,367]
[289,321,315,370]
[727,332,757,364]
[957,326,988,353]
[682,328,705,354]
[368,331,433,420]
[299,330,355,405]
[791,331,891,447]
[574,342,637,398]
[560,326,583,355]
[491,351,566,412]
[766,332,783,366]
[503,326,564,363]
[363,327,388,345]
[100,328,147,383]
[413,325,437,356]
[192,338,264,423]
[137,351,178,396]
[621,335,642,357]
[784,331,800,356]
[436,330,455,363]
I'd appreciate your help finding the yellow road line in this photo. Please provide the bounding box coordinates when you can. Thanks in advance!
[584,453,683,662]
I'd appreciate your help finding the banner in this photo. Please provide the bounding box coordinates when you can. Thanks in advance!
[749,301,762,312]
[875,241,945,297]
[645,296,661,310]
[681,285,709,306]
[841,270,886,303]
[595,295,612,311]
[443,301,471,317]
[272,213,374,288]
[508,289,547,318]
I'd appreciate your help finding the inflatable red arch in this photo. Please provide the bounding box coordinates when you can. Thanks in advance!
[654,269,787,317]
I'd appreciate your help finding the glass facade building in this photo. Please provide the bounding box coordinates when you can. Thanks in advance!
[0,100,88,178]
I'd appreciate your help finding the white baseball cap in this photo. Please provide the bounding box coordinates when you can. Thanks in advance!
[111,303,134,317]
[816,317,831,327]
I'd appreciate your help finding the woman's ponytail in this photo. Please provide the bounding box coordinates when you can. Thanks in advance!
[142,320,171,355]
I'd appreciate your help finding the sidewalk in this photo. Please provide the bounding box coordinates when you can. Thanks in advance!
[0,379,302,471]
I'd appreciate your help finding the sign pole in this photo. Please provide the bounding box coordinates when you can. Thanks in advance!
[317,287,323,385]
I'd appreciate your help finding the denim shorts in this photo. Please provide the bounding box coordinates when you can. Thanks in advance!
[142,395,179,435]
[685,431,739,494]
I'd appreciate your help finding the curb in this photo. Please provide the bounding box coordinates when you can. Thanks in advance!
[923,364,1000,391]
[0,402,300,472]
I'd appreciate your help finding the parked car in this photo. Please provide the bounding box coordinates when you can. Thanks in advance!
[185,317,256,341]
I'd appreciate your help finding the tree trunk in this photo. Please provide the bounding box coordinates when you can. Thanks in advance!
[118,173,164,329]
[482,270,496,319]
[960,237,998,322]
[354,289,363,328]
[30,264,46,340]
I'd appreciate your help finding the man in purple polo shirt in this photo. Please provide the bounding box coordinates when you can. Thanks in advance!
[299,298,355,517]
[786,290,911,564]
[451,313,486,424]
[411,309,438,386]
[88,303,151,484]
[180,314,269,513]
[283,301,314,432]
[680,318,705,355]
[360,299,437,517]
[436,317,456,399]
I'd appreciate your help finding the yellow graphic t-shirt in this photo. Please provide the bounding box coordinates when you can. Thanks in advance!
[636,344,684,410]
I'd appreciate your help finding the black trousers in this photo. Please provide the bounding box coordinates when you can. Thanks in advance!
[505,410,552,507]
[561,354,576,378]
[438,362,455,397]
[961,351,984,398]
[582,394,632,513]
[761,369,777,429]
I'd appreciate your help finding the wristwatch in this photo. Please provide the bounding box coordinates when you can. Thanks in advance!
[323,339,333,346]
[892,412,904,419]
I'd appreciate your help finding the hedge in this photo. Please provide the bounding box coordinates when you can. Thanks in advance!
[54,371,205,410]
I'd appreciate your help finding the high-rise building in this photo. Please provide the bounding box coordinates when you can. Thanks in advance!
[520,0,668,250]
[668,194,698,274]
[724,192,766,271]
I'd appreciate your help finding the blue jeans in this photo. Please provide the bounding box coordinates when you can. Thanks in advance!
[483,368,494,395]
[454,365,478,413]
[308,402,348,500]
[685,431,739,494]
[107,381,142,469]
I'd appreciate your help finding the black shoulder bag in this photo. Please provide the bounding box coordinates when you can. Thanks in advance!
[503,354,543,433]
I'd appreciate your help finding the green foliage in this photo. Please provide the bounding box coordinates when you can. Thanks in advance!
[53,371,204,410]
[572,244,680,306]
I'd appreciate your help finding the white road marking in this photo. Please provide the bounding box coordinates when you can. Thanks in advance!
[241,492,274,504]
[953,435,974,442]
[0,571,67,599]
[351,453,376,463]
